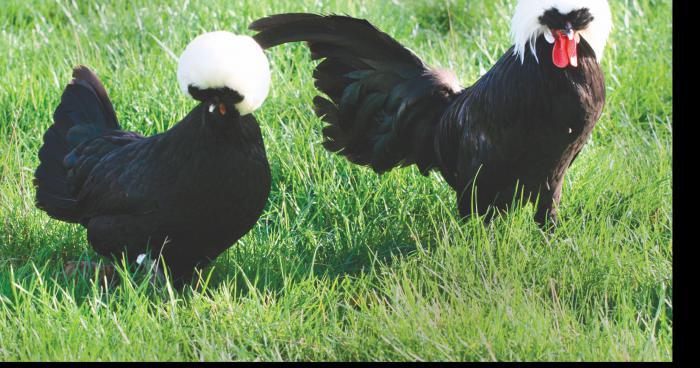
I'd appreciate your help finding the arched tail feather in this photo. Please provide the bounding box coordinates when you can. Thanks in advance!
[34,66,119,223]
[252,14,462,174]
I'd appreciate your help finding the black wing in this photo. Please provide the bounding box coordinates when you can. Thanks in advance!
[67,132,180,223]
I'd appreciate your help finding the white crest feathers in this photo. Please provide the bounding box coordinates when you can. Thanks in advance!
[177,31,271,115]
[510,0,612,64]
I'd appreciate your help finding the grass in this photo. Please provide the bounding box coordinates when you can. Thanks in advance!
[0,0,672,362]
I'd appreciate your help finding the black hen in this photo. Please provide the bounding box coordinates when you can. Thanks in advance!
[34,54,271,284]
[250,2,610,226]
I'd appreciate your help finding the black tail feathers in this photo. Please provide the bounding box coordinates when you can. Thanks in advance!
[251,14,461,176]
[34,66,119,223]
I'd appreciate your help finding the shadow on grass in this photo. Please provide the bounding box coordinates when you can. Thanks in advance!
[0,215,427,307]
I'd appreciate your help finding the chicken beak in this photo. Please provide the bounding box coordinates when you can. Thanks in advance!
[564,22,575,41]
[545,23,575,45]
[207,102,228,116]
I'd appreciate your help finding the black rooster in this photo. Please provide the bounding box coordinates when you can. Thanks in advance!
[34,32,272,284]
[251,0,612,226]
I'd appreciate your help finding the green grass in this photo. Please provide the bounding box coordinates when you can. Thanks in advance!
[0,0,672,361]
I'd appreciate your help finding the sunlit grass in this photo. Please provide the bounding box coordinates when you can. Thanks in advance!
[0,0,671,361]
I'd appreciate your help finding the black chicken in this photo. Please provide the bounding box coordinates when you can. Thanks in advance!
[34,32,272,284]
[251,0,612,226]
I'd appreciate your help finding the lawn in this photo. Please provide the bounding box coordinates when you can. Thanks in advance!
[0,0,672,361]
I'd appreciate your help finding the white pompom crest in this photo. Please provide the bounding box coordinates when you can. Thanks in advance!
[177,31,271,115]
